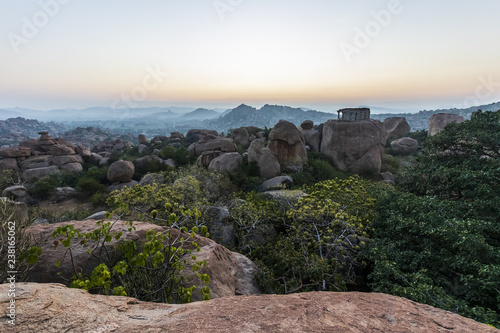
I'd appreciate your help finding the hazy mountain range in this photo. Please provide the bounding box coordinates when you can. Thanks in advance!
[1,102,499,147]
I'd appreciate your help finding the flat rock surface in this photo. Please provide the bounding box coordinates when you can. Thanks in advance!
[1,283,497,333]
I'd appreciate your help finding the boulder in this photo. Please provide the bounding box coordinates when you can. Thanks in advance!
[204,206,234,248]
[2,185,28,198]
[208,153,243,177]
[380,172,396,185]
[258,148,281,180]
[75,144,91,157]
[107,160,135,183]
[138,144,147,153]
[0,158,19,172]
[258,176,293,192]
[248,138,266,163]
[1,283,496,333]
[185,129,218,143]
[51,187,77,202]
[300,120,314,130]
[321,119,387,175]
[25,220,260,302]
[0,147,31,158]
[188,135,237,157]
[88,153,102,164]
[107,180,139,192]
[383,117,411,141]
[267,120,307,171]
[138,134,148,145]
[60,162,83,173]
[231,127,250,148]
[170,132,184,139]
[390,137,419,154]
[134,155,163,171]
[51,155,83,167]
[429,113,465,136]
[22,165,59,181]
[50,145,76,156]
[19,155,52,171]
[19,139,43,152]
[300,128,321,152]
[139,173,165,186]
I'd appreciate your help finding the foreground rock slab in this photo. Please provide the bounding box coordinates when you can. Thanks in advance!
[1,283,496,333]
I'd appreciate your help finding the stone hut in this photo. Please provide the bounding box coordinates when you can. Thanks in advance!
[337,108,370,121]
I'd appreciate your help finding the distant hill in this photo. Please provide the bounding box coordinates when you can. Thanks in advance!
[207,104,335,132]
[0,117,67,147]
[181,108,220,120]
[0,109,25,120]
[371,101,500,131]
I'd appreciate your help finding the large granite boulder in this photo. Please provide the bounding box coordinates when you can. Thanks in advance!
[188,135,237,167]
[390,137,419,154]
[383,117,411,142]
[22,165,59,181]
[0,158,19,172]
[19,155,52,171]
[231,127,251,148]
[185,129,218,143]
[321,119,387,175]
[208,153,243,177]
[138,134,149,145]
[300,128,322,152]
[429,113,465,136]
[107,160,135,183]
[25,220,261,302]
[2,185,28,199]
[51,155,83,167]
[1,283,496,333]
[267,120,307,171]
[0,147,31,158]
[50,145,76,156]
[248,138,266,163]
[258,148,281,180]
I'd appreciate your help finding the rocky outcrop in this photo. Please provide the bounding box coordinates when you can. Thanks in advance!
[138,134,148,145]
[391,137,419,154]
[107,160,135,183]
[185,129,218,143]
[4,284,494,333]
[383,117,411,142]
[231,127,251,148]
[429,113,465,136]
[188,135,237,167]
[258,176,293,192]
[257,148,281,180]
[208,152,243,177]
[0,158,19,171]
[321,119,387,175]
[26,220,260,301]
[300,124,321,152]
[1,185,28,199]
[267,120,307,172]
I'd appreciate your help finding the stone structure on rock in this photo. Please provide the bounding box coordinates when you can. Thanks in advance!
[321,119,387,174]
[337,108,370,121]
[267,120,307,172]
[383,117,411,142]
[429,113,466,136]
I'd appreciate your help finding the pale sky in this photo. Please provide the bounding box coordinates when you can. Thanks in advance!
[1,0,499,112]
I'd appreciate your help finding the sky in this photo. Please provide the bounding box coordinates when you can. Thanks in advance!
[1,0,500,113]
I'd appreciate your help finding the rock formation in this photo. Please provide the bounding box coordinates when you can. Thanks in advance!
[321,119,387,175]
[428,113,465,136]
[383,117,411,142]
[188,135,237,167]
[26,220,260,302]
[2,283,495,333]
[390,137,419,154]
[107,160,135,183]
[267,120,307,172]
[300,120,322,152]
[208,152,243,177]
